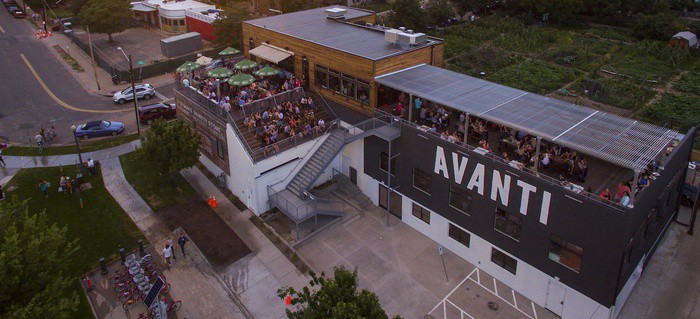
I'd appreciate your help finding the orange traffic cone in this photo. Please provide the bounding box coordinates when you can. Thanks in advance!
[211,196,218,208]
[285,295,291,306]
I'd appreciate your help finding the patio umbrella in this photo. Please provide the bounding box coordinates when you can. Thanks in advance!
[234,59,258,71]
[176,61,200,73]
[218,47,241,56]
[227,73,256,86]
[207,67,234,78]
[254,66,279,77]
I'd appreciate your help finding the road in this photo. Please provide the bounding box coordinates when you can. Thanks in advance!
[0,11,170,145]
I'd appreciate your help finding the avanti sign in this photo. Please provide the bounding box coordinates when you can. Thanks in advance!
[433,146,553,225]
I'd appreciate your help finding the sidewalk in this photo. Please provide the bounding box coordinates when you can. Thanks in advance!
[100,157,248,319]
[0,140,141,169]
[181,167,311,319]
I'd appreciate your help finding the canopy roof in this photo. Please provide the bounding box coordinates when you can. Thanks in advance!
[249,43,294,64]
[375,64,680,171]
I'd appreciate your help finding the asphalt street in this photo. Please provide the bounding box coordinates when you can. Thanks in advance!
[0,11,170,145]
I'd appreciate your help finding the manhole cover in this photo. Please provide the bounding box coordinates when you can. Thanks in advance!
[488,301,500,311]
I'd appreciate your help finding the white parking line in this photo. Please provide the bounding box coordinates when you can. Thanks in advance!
[0,24,5,33]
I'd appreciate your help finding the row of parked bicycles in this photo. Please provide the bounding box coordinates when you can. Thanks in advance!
[109,253,182,316]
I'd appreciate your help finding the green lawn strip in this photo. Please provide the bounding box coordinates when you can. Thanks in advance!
[4,134,139,156]
[52,45,84,72]
[120,151,197,211]
[3,166,144,318]
[486,60,582,94]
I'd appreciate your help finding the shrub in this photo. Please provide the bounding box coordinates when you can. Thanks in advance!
[672,62,700,95]
[487,60,582,94]
[446,46,521,76]
[578,77,655,109]
[639,94,700,132]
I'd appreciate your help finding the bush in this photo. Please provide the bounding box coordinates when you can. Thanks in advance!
[603,40,691,83]
[586,26,634,42]
[631,13,679,41]
[639,94,700,132]
[446,46,521,76]
[494,26,561,54]
[672,62,700,95]
[487,60,582,94]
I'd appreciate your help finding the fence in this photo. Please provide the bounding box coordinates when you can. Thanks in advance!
[241,87,306,117]
[63,29,227,83]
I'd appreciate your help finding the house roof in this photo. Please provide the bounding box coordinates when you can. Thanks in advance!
[243,6,443,61]
[375,64,681,171]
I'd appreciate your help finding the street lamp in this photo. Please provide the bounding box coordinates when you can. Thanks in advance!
[71,125,83,165]
[117,47,141,136]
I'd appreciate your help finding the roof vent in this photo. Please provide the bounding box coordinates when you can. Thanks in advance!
[325,7,347,20]
[399,27,406,32]
[407,29,413,34]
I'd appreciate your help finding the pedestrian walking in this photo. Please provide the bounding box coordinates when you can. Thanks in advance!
[0,148,5,168]
[167,239,176,260]
[86,158,96,176]
[178,235,189,257]
[39,180,49,198]
[59,175,67,194]
[163,244,173,267]
[34,132,44,154]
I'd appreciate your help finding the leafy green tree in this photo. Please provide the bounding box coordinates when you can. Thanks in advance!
[390,0,427,31]
[78,0,132,43]
[274,0,316,13]
[426,0,454,26]
[213,9,245,47]
[139,119,201,187]
[0,198,80,318]
[451,0,491,15]
[278,267,402,319]
[631,13,679,40]
[70,0,91,16]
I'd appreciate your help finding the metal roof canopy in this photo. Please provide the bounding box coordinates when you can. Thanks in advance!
[375,64,680,172]
[249,43,294,64]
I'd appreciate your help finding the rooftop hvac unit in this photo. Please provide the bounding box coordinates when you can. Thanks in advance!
[398,27,406,32]
[325,7,347,19]
[385,29,401,44]
[397,32,427,45]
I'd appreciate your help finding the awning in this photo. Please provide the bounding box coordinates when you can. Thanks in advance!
[249,43,294,64]
[132,3,156,12]
[195,56,212,66]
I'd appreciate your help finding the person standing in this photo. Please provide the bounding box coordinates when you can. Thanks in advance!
[34,132,44,154]
[163,244,173,267]
[87,158,96,176]
[39,180,49,198]
[167,239,176,260]
[178,235,189,257]
[0,148,5,168]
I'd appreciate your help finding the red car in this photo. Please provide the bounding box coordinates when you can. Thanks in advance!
[138,103,176,124]
[8,6,24,18]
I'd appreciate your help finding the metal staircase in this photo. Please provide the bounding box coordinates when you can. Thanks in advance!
[287,129,347,197]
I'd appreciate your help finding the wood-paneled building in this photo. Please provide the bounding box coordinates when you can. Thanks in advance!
[241,6,444,114]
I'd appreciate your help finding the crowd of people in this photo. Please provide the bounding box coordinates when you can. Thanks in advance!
[242,95,327,156]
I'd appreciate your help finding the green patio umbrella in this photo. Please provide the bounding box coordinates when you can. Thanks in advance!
[234,59,258,70]
[227,73,256,86]
[218,47,241,56]
[254,66,280,77]
[207,67,234,79]
[176,61,200,73]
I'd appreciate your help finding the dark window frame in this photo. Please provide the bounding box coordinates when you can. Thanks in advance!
[313,64,370,104]
[412,167,432,195]
[449,186,472,215]
[494,208,522,241]
[379,151,397,176]
[548,234,583,273]
[448,223,470,247]
[216,139,225,159]
[412,203,430,224]
[491,248,517,274]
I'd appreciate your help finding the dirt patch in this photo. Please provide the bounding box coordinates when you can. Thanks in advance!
[157,200,251,271]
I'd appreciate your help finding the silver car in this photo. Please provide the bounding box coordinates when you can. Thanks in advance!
[113,84,155,104]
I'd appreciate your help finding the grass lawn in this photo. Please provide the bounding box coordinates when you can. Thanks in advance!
[672,62,700,96]
[4,133,139,156]
[487,60,582,94]
[3,165,144,318]
[120,151,197,211]
[639,94,700,133]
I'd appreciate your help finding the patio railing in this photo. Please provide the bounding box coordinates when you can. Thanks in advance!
[241,87,306,117]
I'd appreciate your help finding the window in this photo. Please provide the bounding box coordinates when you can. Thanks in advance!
[412,168,432,194]
[315,66,328,88]
[314,64,370,104]
[216,139,225,159]
[357,81,369,105]
[249,38,255,51]
[161,17,166,24]
[491,248,517,274]
[449,186,472,215]
[494,208,522,241]
[448,224,470,247]
[342,75,355,98]
[328,69,341,92]
[179,19,185,26]
[412,203,430,224]
[548,234,583,273]
[379,151,396,175]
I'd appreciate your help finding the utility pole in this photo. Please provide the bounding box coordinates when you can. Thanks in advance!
[128,55,141,136]
[42,1,47,33]
[86,26,101,90]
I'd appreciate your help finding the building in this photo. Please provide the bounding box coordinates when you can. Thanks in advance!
[131,0,216,33]
[241,6,445,115]
[174,6,698,319]
[669,31,698,49]
[185,8,220,42]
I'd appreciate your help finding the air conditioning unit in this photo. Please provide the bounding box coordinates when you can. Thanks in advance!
[397,32,427,45]
[385,29,401,44]
[325,7,347,19]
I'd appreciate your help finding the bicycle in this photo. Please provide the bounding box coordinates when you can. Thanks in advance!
[122,293,142,310]
[149,297,181,314]
[109,270,130,284]
[118,287,140,303]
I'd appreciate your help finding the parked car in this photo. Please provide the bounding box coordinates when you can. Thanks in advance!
[138,103,177,124]
[112,84,155,104]
[2,0,17,7]
[8,6,23,18]
[73,120,124,139]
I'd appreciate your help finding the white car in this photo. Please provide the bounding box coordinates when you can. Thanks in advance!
[113,84,156,104]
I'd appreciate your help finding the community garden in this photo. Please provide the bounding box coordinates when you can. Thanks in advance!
[437,15,700,139]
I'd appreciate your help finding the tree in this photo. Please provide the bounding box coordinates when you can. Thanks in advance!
[275,0,316,13]
[278,267,402,319]
[389,0,427,32]
[631,13,679,40]
[139,119,201,187]
[451,0,491,15]
[213,9,245,47]
[78,0,133,43]
[0,198,80,318]
[426,0,454,27]
[70,0,91,16]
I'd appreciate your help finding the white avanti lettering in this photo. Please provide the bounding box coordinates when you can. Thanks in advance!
[466,163,485,195]
[491,170,511,206]
[433,147,553,225]
[516,180,537,215]
[452,152,469,184]
[434,146,449,179]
